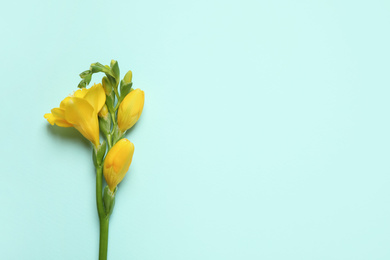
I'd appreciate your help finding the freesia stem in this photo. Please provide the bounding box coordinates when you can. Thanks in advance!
[96,166,110,260]
[110,112,116,125]
[96,166,105,219]
[99,217,109,260]
[106,134,113,150]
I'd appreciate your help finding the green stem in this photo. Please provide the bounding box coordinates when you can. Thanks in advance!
[113,88,120,100]
[99,217,109,260]
[96,166,105,219]
[110,111,116,126]
[96,166,110,260]
[106,134,113,150]
[114,101,120,111]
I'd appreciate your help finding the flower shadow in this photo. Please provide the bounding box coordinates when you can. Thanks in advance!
[45,124,91,150]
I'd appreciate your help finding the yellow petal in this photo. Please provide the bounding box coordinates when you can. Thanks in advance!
[73,88,89,98]
[50,108,73,127]
[44,113,56,125]
[64,97,100,147]
[103,139,134,191]
[44,108,73,127]
[83,83,106,113]
[60,97,72,109]
[117,89,145,132]
[51,108,66,120]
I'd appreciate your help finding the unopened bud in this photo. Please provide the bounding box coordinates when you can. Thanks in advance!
[117,89,145,133]
[123,70,132,84]
[103,139,134,191]
[98,105,109,119]
[102,76,113,95]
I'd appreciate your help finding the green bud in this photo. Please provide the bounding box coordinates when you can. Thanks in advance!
[119,81,132,101]
[103,186,116,216]
[99,110,111,136]
[90,62,111,74]
[79,70,91,79]
[78,81,86,89]
[77,73,92,89]
[102,76,113,95]
[123,70,132,84]
[92,141,107,167]
[108,75,117,88]
[106,92,115,113]
[110,60,120,81]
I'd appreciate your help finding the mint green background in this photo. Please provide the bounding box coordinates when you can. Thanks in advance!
[1,0,390,259]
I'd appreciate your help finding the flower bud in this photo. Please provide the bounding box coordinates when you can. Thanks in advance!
[110,60,120,81]
[99,105,111,135]
[123,70,132,84]
[103,139,134,191]
[117,89,145,133]
[98,105,109,119]
[93,141,107,167]
[119,70,133,100]
[102,76,113,95]
[103,186,115,216]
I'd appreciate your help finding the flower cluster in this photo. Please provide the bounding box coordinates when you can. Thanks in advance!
[44,60,145,259]
[44,60,144,192]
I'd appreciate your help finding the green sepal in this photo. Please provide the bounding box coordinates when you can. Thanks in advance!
[108,75,118,90]
[112,126,124,145]
[99,115,111,136]
[120,81,132,101]
[110,60,120,82]
[78,73,92,89]
[106,92,115,113]
[92,141,107,167]
[79,70,91,78]
[103,186,116,216]
[102,76,113,95]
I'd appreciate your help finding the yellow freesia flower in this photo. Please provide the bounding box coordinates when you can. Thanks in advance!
[117,89,145,133]
[103,138,135,191]
[44,83,106,148]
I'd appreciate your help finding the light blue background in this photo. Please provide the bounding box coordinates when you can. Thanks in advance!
[1,0,390,259]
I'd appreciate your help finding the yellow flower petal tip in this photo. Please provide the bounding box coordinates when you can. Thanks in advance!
[103,139,135,191]
[44,84,106,147]
[117,89,145,133]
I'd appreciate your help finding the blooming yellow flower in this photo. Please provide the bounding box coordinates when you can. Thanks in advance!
[44,83,106,148]
[103,138,135,191]
[117,89,144,133]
